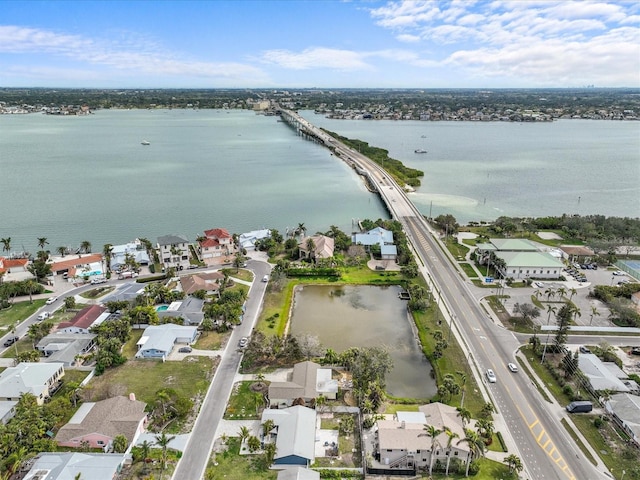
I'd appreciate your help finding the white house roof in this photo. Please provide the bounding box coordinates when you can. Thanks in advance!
[135,324,197,357]
[579,354,630,392]
[496,251,564,269]
[606,393,640,440]
[239,229,271,249]
[353,227,394,246]
[396,411,427,424]
[24,452,126,480]
[262,406,316,463]
[0,362,64,399]
[277,467,320,480]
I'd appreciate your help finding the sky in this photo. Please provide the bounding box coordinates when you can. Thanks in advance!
[1,0,639,89]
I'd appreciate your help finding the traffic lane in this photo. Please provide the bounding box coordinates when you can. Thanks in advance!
[404,217,579,480]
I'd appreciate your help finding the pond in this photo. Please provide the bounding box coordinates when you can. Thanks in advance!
[290,285,436,399]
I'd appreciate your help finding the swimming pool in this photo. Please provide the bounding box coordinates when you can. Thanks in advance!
[156,305,169,312]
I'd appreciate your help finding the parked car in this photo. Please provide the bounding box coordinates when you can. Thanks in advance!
[178,346,192,353]
[90,277,107,284]
[3,337,18,347]
[579,346,591,354]
[630,347,640,356]
[612,271,625,276]
[486,369,497,383]
[262,275,269,283]
[534,282,544,288]
[45,296,58,305]
[37,312,50,321]
[507,363,518,372]
[239,337,249,348]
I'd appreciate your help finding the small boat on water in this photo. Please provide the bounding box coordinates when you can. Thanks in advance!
[141,140,150,145]
[414,149,427,154]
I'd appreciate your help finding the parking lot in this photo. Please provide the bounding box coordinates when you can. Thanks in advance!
[499,265,636,328]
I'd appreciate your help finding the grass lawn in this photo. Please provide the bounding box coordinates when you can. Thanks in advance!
[459,262,478,278]
[444,238,470,260]
[206,438,277,480]
[0,299,46,330]
[79,286,114,299]
[223,268,254,282]
[569,415,638,479]
[224,381,266,420]
[83,356,215,420]
[195,330,226,350]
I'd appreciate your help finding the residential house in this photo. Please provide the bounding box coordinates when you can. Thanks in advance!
[110,239,151,271]
[604,393,640,447]
[156,297,205,326]
[56,395,147,452]
[475,238,563,280]
[36,332,97,366]
[298,235,334,262]
[239,229,271,250]
[0,400,17,424]
[262,406,316,467]
[198,228,234,263]
[23,452,126,480]
[135,324,198,360]
[578,353,636,394]
[157,234,191,271]
[353,227,398,261]
[0,256,28,274]
[180,271,225,295]
[269,361,338,408]
[0,362,65,405]
[57,305,109,334]
[277,467,320,480]
[49,253,104,279]
[371,403,471,474]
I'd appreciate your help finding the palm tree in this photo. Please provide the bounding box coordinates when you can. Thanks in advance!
[56,246,68,257]
[504,453,523,474]
[247,435,261,452]
[457,371,468,408]
[589,306,601,325]
[37,237,49,250]
[264,442,277,465]
[476,418,494,440]
[557,286,567,300]
[456,407,471,427]
[541,304,558,362]
[80,240,92,254]
[139,439,152,473]
[421,424,442,475]
[443,426,459,475]
[238,425,251,447]
[323,348,339,365]
[544,287,556,303]
[1,237,11,255]
[457,428,486,477]
[296,222,306,237]
[568,287,577,302]
[262,419,275,438]
[305,237,316,261]
[103,244,113,274]
[154,432,175,472]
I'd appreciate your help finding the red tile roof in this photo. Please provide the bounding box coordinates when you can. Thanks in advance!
[50,254,103,273]
[204,228,231,239]
[58,305,107,330]
[199,238,220,248]
[0,257,28,273]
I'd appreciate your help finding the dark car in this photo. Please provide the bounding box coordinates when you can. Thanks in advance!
[579,346,591,354]
[3,336,18,347]
[178,346,192,353]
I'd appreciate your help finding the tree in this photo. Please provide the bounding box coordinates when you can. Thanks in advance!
[443,426,459,475]
[296,222,306,237]
[421,424,442,475]
[64,296,76,311]
[457,371,468,408]
[512,302,540,324]
[322,348,339,365]
[112,434,128,453]
[554,304,573,352]
[475,418,494,440]
[56,246,67,257]
[457,407,471,427]
[238,425,250,446]
[1,237,11,255]
[264,442,277,465]
[589,306,601,326]
[262,419,275,438]
[80,240,92,254]
[247,435,260,453]
[37,237,49,250]
[457,428,485,477]
[504,453,524,474]
[103,244,113,274]
[138,439,152,472]
[154,432,175,471]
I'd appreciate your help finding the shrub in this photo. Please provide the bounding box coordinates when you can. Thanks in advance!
[593,417,603,428]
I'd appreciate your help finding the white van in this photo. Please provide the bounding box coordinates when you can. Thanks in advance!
[37,312,51,321]
[262,275,269,283]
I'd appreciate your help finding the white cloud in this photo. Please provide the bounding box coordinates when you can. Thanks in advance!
[0,25,267,83]
[397,33,422,43]
[260,47,373,71]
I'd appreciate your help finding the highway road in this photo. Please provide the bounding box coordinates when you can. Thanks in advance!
[285,109,608,480]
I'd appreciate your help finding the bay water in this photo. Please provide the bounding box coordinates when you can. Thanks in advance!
[1,108,638,254]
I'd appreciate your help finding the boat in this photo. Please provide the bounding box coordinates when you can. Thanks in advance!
[141,140,150,145]
[414,149,427,154]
